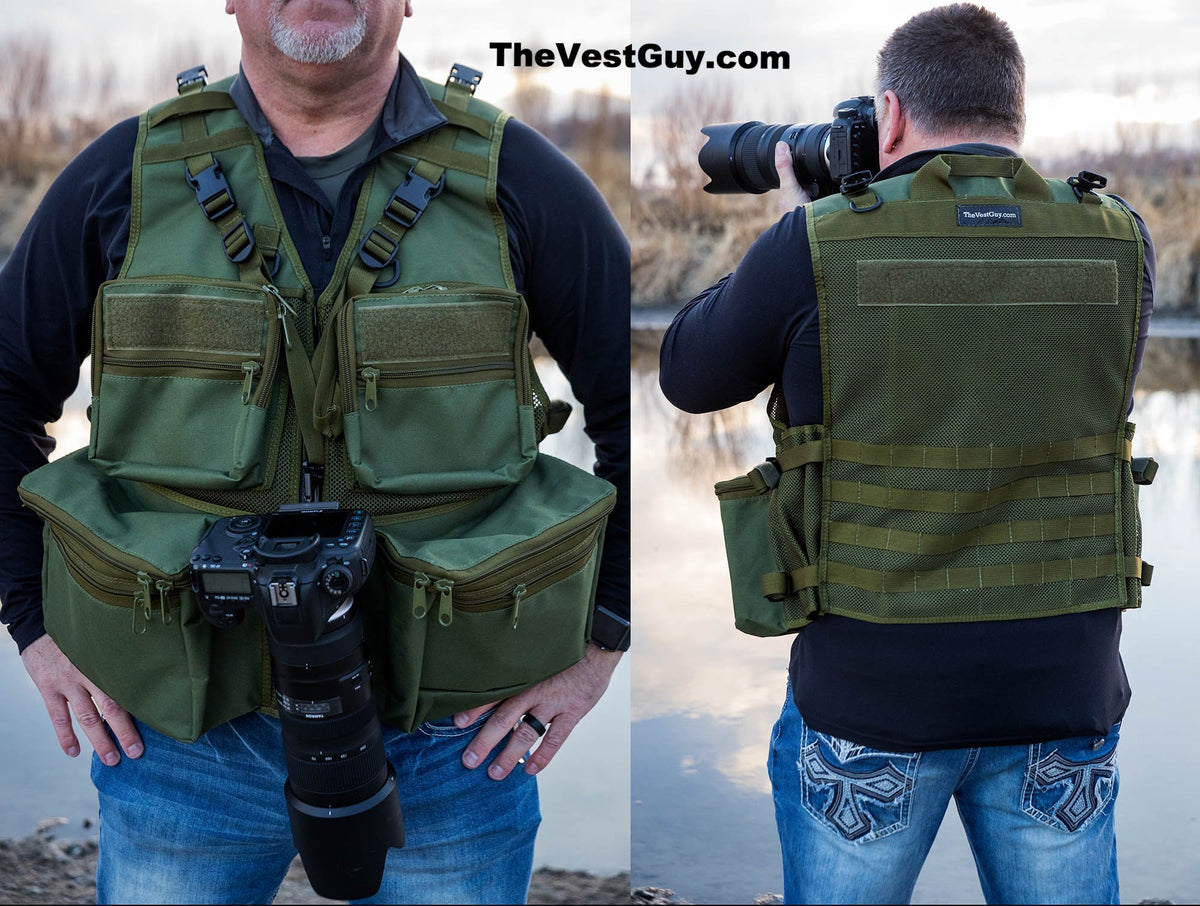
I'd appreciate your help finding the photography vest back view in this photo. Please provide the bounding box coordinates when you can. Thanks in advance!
[717,154,1154,636]
[19,67,615,741]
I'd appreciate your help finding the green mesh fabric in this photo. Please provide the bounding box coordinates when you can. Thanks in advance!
[792,162,1145,625]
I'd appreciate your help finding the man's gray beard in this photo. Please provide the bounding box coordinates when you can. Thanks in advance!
[269,1,368,64]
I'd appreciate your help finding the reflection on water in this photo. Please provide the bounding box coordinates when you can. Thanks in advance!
[632,334,1200,904]
[3,359,630,876]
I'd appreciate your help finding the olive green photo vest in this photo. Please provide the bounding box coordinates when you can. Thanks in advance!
[717,154,1154,636]
[19,68,615,741]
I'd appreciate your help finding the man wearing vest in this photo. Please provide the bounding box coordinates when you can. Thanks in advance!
[0,1,630,903]
[661,5,1153,903]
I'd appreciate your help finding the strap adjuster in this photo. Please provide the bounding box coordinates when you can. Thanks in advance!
[186,162,237,221]
[221,220,256,264]
[385,168,445,229]
[358,227,400,270]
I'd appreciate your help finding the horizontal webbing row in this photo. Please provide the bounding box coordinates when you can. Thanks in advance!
[775,433,1130,472]
[762,555,1146,598]
[828,513,1115,555]
[830,471,1115,514]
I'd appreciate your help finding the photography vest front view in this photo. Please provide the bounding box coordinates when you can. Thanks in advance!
[18,68,615,742]
[717,154,1154,636]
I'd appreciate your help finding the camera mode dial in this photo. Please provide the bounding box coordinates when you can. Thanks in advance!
[321,563,355,597]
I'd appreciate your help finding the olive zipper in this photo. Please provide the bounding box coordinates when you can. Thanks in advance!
[384,503,609,627]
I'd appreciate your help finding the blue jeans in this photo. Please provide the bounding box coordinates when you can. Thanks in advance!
[768,684,1120,905]
[91,711,540,905]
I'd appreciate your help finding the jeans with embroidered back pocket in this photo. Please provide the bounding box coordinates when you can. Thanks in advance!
[768,683,1120,905]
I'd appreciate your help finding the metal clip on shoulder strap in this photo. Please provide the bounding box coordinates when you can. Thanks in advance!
[444,63,482,112]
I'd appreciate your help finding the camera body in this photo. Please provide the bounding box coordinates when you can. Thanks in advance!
[191,504,375,645]
[699,96,879,198]
[191,503,403,901]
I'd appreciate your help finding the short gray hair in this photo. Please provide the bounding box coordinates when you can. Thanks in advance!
[877,4,1025,143]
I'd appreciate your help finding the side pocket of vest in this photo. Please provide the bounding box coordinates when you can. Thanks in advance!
[88,280,285,490]
[717,424,824,637]
[365,454,615,732]
[20,451,264,743]
[338,284,538,494]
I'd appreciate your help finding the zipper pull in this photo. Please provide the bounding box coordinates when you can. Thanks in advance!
[510,584,527,629]
[133,572,153,635]
[434,578,454,626]
[412,572,431,619]
[362,367,380,412]
[241,361,261,404]
[155,580,173,626]
[263,284,296,350]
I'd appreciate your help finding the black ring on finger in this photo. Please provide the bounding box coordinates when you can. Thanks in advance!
[521,713,548,737]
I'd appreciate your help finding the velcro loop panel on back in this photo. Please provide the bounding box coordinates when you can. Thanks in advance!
[104,293,266,355]
[857,259,1119,308]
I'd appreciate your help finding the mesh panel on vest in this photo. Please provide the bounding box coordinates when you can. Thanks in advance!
[795,192,1143,625]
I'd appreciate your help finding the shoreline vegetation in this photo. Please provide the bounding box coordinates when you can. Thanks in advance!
[0,820,632,906]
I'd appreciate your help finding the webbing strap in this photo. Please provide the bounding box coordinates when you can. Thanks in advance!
[763,556,1144,598]
[828,513,1116,555]
[179,108,263,283]
[830,471,1115,513]
[265,286,326,467]
[775,434,1130,473]
[909,155,1054,202]
[142,128,258,165]
[148,91,238,128]
[431,98,493,138]
[825,555,1141,593]
[310,130,457,439]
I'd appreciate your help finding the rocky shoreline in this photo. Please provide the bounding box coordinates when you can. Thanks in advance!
[0,821,631,905]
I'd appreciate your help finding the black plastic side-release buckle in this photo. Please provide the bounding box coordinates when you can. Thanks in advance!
[753,459,782,490]
[386,168,446,229]
[590,605,631,652]
[1132,456,1158,486]
[186,161,237,221]
[1068,170,1108,200]
[176,65,209,94]
[447,64,483,94]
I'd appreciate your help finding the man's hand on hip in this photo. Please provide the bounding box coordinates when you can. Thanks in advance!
[20,633,144,765]
[454,643,624,780]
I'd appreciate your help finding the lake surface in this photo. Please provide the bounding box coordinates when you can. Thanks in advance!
[630,331,1200,904]
[0,360,631,878]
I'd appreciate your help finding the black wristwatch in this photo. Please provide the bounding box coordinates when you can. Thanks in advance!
[589,605,631,652]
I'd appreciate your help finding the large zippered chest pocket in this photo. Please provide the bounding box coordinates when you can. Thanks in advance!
[89,280,286,490]
[339,283,538,494]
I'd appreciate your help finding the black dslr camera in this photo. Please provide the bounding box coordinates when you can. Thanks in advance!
[698,96,878,198]
[192,502,404,900]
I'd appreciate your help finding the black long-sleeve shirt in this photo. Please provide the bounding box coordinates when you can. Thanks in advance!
[661,145,1155,750]
[0,57,630,653]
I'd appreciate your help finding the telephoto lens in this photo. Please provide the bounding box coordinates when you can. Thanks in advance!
[698,96,878,198]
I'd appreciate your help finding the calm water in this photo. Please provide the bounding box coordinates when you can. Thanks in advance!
[0,360,631,877]
[631,333,1200,904]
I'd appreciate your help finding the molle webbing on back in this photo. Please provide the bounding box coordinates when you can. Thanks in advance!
[765,155,1148,627]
